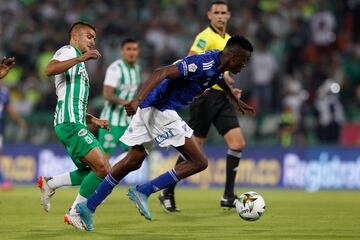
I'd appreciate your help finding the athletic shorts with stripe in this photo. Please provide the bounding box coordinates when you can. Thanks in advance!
[120,107,193,154]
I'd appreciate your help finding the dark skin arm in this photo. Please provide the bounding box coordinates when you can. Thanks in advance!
[125,64,180,116]
[217,78,255,116]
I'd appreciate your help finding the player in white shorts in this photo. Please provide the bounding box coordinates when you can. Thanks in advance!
[75,35,255,231]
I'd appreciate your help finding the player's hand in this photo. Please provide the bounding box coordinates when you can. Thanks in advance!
[0,57,16,79]
[120,99,131,106]
[232,88,242,99]
[125,99,140,116]
[94,118,110,131]
[235,99,256,116]
[78,49,101,62]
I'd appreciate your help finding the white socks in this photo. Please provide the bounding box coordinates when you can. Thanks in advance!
[47,172,72,189]
[70,194,87,214]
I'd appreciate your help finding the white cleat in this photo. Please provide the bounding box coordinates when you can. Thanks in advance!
[64,211,86,231]
[37,176,55,212]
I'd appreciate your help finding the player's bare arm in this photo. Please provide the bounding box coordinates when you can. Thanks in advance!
[6,104,27,129]
[86,113,110,131]
[217,78,255,116]
[45,49,101,76]
[223,71,235,85]
[125,64,180,116]
[103,85,129,106]
[0,57,16,79]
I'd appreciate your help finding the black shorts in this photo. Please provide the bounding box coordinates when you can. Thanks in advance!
[188,89,239,138]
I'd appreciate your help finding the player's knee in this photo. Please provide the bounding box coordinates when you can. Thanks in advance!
[196,157,208,172]
[228,139,246,151]
[93,164,108,178]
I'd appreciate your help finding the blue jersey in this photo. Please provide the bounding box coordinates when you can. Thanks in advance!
[0,86,10,134]
[140,50,224,111]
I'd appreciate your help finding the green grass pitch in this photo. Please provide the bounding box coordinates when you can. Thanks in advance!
[0,186,359,240]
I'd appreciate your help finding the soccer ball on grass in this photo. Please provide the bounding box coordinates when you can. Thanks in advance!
[235,191,265,221]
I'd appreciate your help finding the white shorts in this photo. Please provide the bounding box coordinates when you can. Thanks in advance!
[120,107,193,153]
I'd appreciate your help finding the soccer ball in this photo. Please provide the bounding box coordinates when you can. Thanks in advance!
[235,191,265,221]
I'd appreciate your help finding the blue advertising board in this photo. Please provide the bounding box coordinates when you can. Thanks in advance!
[1,144,359,190]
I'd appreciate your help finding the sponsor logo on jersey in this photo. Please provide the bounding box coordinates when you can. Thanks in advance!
[78,65,89,81]
[196,39,206,49]
[104,133,114,141]
[84,135,93,144]
[155,129,175,144]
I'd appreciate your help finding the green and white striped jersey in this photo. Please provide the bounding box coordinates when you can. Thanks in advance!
[100,59,141,127]
[52,45,89,126]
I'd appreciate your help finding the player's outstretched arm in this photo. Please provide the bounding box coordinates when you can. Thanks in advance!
[45,49,101,76]
[217,78,255,116]
[86,113,110,131]
[6,104,27,129]
[0,57,16,79]
[124,64,180,116]
[103,86,129,106]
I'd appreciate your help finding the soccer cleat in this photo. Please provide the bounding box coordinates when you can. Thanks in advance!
[127,186,152,220]
[158,191,181,213]
[76,202,94,231]
[220,195,238,209]
[0,180,13,191]
[37,176,55,212]
[64,209,87,231]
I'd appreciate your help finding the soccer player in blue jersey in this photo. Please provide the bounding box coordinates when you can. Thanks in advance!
[0,57,27,190]
[76,35,254,231]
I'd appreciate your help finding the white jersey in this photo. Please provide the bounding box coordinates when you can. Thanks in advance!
[100,59,140,127]
[52,45,89,126]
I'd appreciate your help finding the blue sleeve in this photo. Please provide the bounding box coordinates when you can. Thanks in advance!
[5,93,10,106]
[176,55,205,80]
[2,90,10,106]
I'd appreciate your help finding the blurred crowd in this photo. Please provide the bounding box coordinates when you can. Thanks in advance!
[0,0,359,145]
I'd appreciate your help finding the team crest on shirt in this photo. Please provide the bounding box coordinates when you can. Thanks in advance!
[78,128,87,137]
[55,51,62,57]
[188,63,197,73]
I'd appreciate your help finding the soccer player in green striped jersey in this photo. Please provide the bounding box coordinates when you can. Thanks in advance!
[37,22,110,230]
[98,38,141,163]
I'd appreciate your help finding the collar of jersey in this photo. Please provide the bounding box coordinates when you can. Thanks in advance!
[208,25,228,39]
[121,59,137,69]
[73,46,82,56]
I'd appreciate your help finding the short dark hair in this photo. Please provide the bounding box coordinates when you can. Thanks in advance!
[121,38,139,47]
[68,21,96,40]
[225,35,254,52]
[209,0,228,9]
